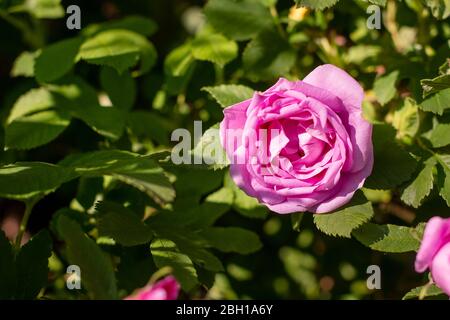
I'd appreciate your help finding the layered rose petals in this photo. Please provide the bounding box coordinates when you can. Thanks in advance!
[220,64,373,214]
[415,217,450,296]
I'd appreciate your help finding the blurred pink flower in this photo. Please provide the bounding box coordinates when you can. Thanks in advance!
[124,276,180,300]
[415,216,450,296]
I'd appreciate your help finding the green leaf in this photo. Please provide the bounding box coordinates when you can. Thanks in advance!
[83,16,158,37]
[403,284,445,300]
[232,187,268,219]
[373,70,399,106]
[78,30,157,75]
[420,88,450,115]
[7,88,54,123]
[154,230,224,272]
[191,124,229,170]
[191,32,238,67]
[127,111,173,145]
[47,77,126,140]
[365,125,417,189]
[295,0,340,10]
[150,239,198,291]
[5,109,71,150]
[198,227,262,254]
[96,201,153,246]
[0,231,15,300]
[15,230,52,299]
[202,84,254,108]
[424,0,450,19]
[24,0,64,19]
[224,173,268,219]
[243,28,296,81]
[313,191,374,238]
[164,43,195,77]
[116,246,156,292]
[35,38,82,83]
[353,223,420,253]
[204,0,274,41]
[0,162,76,201]
[57,215,118,299]
[367,0,387,6]
[392,98,420,139]
[164,43,196,95]
[401,157,436,208]
[71,106,125,140]
[421,74,450,98]
[60,150,175,204]
[100,67,136,110]
[425,121,450,148]
[151,188,233,230]
[436,153,450,205]
[11,51,37,77]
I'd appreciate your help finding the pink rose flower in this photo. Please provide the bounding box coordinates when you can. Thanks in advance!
[124,276,180,300]
[415,216,450,296]
[220,64,373,214]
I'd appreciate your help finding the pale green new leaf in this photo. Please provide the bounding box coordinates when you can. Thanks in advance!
[11,51,38,78]
[202,84,254,108]
[392,98,420,139]
[373,70,399,106]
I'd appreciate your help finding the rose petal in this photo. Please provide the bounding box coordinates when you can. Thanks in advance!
[303,64,364,110]
[415,217,450,273]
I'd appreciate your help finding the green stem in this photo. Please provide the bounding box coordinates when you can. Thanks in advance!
[0,9,44,49]
[14,198,37,250]
[214,64,224,85]
[270,5,287,39]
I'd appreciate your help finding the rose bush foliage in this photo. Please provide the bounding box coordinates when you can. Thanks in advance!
[0,0,449,300]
